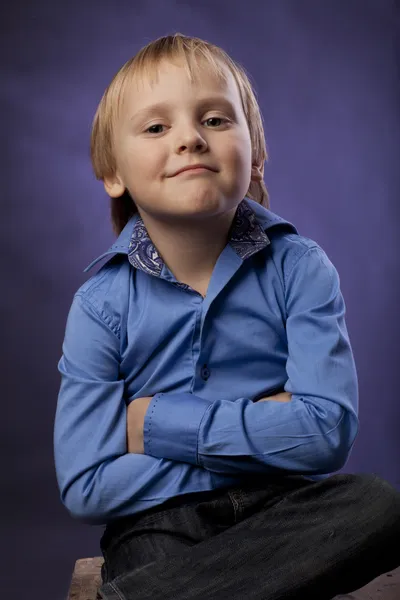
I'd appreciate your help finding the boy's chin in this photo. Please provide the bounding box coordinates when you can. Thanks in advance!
[162,207,231,224]
[159,194,237,220]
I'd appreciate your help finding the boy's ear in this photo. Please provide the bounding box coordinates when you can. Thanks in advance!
[251,163,264,182]
[103,173,126,198]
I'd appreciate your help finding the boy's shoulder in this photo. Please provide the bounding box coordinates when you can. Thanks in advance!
[250,200,336,292]
[74,214,140,306]
[249,199,325,261]
[73,254,130,320]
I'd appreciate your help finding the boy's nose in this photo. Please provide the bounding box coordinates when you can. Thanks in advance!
[175,128,208,154]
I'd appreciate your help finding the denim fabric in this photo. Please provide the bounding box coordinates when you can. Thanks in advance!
[97,473,400,600]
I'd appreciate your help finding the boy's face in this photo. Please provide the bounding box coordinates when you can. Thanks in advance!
[105,58,259,223]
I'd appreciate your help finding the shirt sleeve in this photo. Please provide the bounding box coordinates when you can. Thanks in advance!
[54,293,242,525]
[144,246,359,476]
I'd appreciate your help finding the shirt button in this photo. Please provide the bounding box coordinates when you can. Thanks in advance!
[201,365,210,381]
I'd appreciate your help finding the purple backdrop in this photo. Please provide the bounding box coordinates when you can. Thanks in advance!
[1,1,399,598]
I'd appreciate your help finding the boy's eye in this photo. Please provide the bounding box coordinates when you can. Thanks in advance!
[204,117,226,127]
[146,124,165,134]
[144,117,228,134]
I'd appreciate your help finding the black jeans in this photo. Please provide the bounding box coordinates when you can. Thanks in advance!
[98,473,400,600]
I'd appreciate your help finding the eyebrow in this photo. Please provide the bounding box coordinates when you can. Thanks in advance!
[129,96,237,123]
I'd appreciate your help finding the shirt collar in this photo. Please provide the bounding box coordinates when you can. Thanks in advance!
[83,198,298,274]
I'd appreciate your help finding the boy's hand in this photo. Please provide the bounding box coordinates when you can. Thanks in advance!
[257,392,292,403]
[126,396,153,454]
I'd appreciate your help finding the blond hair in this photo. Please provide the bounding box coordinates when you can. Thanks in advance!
[90,33,270,235]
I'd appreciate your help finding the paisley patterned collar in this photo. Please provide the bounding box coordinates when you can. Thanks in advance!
[83,197,299,275]
[127,199,270,278]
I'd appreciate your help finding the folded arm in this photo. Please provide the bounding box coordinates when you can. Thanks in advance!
[126,392,292,455]
[143,247,359,475]
[54,294,242,525]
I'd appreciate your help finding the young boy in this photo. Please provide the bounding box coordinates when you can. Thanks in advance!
[54,34,400,600]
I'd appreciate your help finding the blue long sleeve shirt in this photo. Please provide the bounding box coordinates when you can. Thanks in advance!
[54,198,359,525]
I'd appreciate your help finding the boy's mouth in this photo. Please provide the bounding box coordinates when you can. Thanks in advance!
[170,164,218,177]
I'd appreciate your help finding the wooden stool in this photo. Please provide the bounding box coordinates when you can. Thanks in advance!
[67,557,103,600]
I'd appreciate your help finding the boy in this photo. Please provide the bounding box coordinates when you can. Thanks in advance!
[54,34,400,600]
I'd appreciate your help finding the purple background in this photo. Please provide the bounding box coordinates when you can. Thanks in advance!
[1,1,399,598]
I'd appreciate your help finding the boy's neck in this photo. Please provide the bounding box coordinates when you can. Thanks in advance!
[138,207,238,297]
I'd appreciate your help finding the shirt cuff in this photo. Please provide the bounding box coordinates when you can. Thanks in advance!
[143,392,212,465]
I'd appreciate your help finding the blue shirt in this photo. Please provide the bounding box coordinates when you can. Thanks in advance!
[54,198,359,525]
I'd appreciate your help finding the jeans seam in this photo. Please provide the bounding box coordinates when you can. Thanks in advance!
[109,581,125,600]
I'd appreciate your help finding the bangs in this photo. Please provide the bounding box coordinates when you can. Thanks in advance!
[118,44,229,107]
